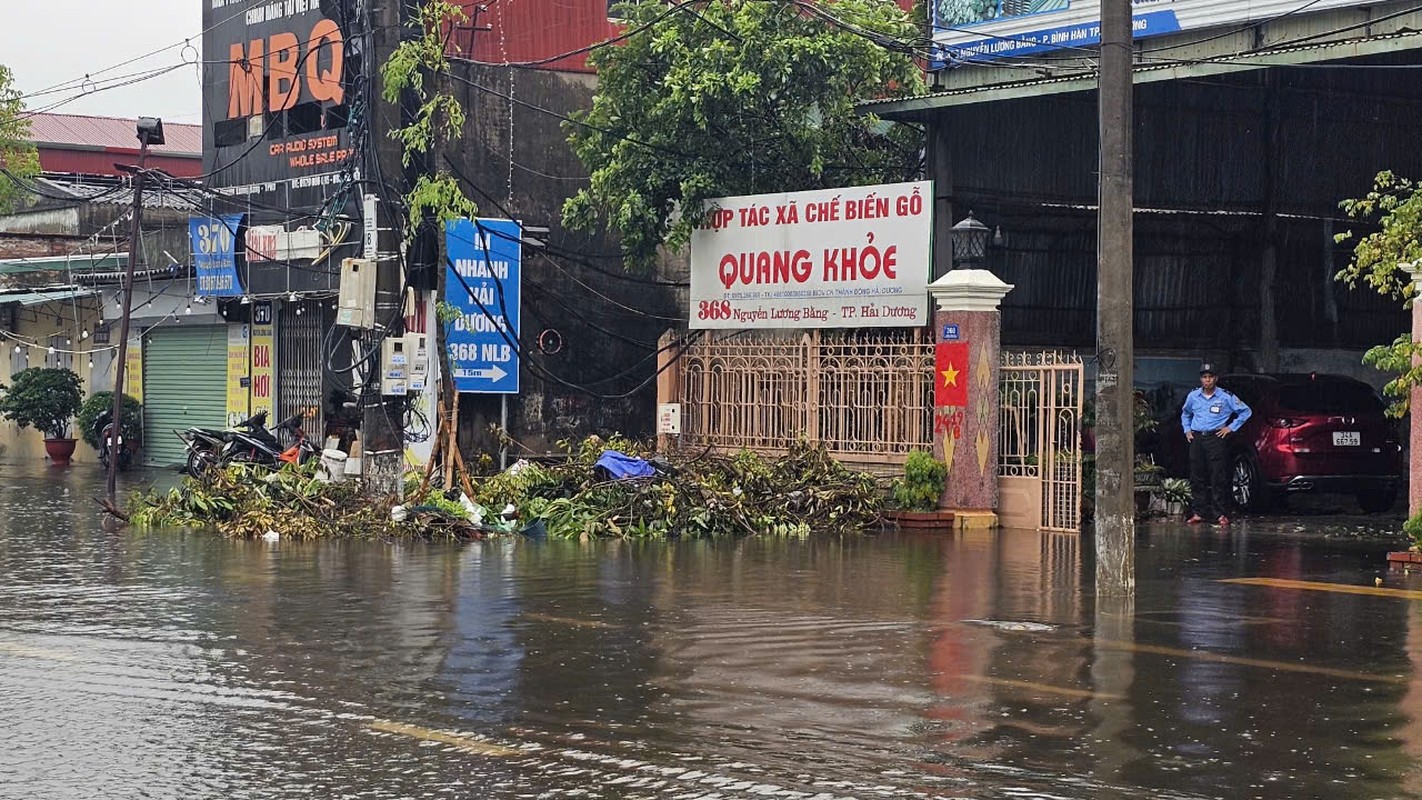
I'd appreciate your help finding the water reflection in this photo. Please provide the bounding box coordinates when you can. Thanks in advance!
[0,462,1419,798]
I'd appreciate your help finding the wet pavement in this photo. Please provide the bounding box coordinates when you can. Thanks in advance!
[1,461,1421,799]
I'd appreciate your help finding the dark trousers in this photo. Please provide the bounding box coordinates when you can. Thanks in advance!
[1188,434,1231,519]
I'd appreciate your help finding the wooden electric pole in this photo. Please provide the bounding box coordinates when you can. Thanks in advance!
[1095,0,1135,596]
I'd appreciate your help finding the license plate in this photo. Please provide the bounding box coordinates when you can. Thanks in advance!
[1333,431,1360,446]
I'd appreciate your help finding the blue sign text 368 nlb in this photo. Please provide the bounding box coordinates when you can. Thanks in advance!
[444,217,521,394]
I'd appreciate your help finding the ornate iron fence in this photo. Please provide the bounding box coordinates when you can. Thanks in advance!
[678,329,935,466]
[670,332,1083,528]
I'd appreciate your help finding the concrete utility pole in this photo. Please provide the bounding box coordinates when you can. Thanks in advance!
[363,0,407,495]
[107,118,161,508]
[1094,0,1135,596]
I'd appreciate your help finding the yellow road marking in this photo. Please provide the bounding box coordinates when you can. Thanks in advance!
[521,612,619,629]
[1221,577,1422,600]
[959,674,1122,700]
[369,720,521,757]
[1098,640,1408,684]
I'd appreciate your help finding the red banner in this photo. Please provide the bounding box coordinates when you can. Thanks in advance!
[935,342,969,407]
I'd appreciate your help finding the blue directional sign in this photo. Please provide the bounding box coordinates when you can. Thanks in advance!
[445,217,521,394]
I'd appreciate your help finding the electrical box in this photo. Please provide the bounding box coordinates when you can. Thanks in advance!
[336,258,376,328]
[381,336,409,396]
[405,333,429,392]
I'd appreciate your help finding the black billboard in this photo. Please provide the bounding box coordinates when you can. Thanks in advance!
[201,0,359,219]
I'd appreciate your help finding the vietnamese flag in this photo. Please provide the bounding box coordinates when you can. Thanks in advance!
[935,342,969,408]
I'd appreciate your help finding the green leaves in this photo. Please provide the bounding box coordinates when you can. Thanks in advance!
[0,64,39,215]
[1336,171,1422,304]
[0,367,84,439]
[564,0,926,272]
[379,0,477,230]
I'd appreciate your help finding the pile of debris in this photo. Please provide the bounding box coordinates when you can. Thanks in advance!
[127,436,885,540]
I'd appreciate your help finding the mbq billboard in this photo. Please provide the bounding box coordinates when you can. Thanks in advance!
[933,0,1367,61]
[688,181,932,330]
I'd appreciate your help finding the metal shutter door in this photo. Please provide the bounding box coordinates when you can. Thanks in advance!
[143,325,228,467]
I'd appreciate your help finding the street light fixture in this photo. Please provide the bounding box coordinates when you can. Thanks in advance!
[950,211,991,270]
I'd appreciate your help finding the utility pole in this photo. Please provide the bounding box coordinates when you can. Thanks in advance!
[1095,0,1135,596]
[107,117,163,508]
[361,0,408,496]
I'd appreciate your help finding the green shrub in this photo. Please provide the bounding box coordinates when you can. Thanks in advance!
[891,450,947,512]
[1403,510,1422,551]
[76,392,142,450]
[0,367,83,439]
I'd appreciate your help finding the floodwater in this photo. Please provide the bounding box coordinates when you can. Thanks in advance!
[1,463,1421,800]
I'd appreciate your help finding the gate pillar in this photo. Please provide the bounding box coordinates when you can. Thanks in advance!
[927,269,1014,529]
[1404,263,1422,517]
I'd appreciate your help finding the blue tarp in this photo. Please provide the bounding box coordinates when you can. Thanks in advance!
[594,450,656,480]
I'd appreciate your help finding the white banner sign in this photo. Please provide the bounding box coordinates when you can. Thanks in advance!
[689,181,932,330]
[933,0,1366,61]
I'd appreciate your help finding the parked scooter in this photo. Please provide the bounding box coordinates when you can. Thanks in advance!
[92,408,131,471]
[177,423,234,478]
[219,410,316,469]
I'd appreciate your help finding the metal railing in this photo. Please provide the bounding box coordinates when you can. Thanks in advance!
[678,329,935,466]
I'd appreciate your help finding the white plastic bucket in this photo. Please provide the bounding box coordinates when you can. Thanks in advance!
[318,449,348,483]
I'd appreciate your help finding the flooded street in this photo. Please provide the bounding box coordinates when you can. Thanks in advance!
[1,463,1421,799]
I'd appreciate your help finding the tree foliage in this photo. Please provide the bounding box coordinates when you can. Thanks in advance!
[1335,170,1422,304]
[1335,171,1422,416]
[563,0,927,271]
[0,64,40,215]
[380,0,478,230]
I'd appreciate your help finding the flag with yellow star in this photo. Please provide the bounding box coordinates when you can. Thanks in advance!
[935,342,969,408]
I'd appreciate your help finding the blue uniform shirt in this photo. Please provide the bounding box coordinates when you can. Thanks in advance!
[1181,387,1252,433]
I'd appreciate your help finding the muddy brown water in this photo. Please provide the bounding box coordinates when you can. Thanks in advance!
[1,463,1420,799]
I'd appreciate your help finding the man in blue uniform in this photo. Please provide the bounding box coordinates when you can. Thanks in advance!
[1180,364,1252,525]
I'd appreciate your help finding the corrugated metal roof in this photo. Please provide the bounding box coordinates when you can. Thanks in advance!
[0,253,125,275]
[30,177,208,210]
[0,286,96,306]
[26,113,201,156]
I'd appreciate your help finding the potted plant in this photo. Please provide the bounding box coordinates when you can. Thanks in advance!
[1158,477,1191,517]
[77,391,143,466]
[0,367,85,464]
[888,450,952,528]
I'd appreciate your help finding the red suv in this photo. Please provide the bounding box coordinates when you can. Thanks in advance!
[1156,373,1403,513]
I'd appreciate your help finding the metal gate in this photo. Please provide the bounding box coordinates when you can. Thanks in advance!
[676,329,935,467]
[277,299,328,439]
[998,351,1085,532]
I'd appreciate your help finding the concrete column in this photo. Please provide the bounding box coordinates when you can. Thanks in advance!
[1406,262,1422,517]
[927,269,1014,529]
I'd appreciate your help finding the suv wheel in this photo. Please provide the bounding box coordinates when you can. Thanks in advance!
[1231,452,1266,512]
[1357,484,1398,514]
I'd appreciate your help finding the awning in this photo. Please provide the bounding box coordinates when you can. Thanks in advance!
[0,254,126,275]
[0,287,97,306]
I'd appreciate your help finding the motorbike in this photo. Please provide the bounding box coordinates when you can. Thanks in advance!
[178,411,316,479]
[219,410,317,469]
[92,408,131,471]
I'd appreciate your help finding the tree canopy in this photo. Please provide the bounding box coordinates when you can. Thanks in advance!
[0,64,40,214]
[563,0,927,271]
[1335,171,1422,416]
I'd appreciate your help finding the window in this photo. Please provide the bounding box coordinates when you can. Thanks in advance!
[46,335,73,372]
[1278,380,1383,415]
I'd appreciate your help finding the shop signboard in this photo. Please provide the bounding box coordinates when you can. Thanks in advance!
[932,0,1367,62]
[444,218,521,394]
[688,181,932,330]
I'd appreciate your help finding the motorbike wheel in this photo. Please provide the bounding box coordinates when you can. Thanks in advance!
[186,448,219,481]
